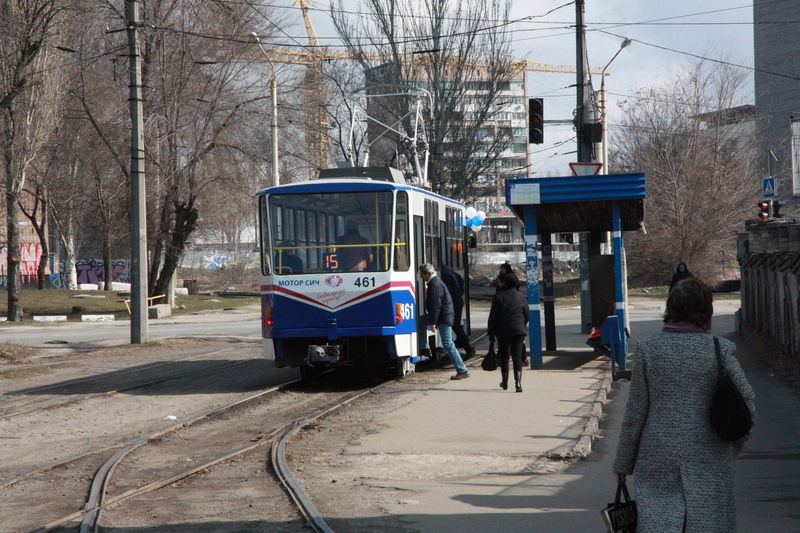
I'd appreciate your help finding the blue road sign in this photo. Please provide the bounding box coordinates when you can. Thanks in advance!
[763,177,776,198]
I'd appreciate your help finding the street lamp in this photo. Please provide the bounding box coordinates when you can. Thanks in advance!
[251,32,280,187]
[598,38,631,174]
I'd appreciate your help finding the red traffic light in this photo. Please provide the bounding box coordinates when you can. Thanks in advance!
[757,201,770,220]
[529,98,543,144]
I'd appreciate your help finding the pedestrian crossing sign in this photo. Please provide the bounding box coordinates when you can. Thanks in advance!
[763,177,776,198]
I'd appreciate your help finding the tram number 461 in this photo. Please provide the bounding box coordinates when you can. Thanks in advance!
[353,276,376,288]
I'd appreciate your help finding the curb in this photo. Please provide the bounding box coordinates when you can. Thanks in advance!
[546,364,612,460]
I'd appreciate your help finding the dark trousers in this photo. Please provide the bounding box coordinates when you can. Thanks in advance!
[452,303,474,353]
[498,334,525,375]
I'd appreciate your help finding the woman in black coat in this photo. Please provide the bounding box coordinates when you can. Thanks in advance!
[487,272,529,392]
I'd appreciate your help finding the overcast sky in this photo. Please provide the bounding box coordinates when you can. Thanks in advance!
[296,0,756,176]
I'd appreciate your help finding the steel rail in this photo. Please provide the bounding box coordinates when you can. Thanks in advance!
[31,332,490,532]
[270,332,488,532]
[25,376,303,533]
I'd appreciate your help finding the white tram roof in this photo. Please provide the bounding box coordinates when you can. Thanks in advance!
[256,167,464,207]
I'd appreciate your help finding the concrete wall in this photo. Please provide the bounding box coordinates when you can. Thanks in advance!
[738,220,800,379]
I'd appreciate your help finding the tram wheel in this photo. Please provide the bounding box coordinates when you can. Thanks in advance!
[395,357,415,378]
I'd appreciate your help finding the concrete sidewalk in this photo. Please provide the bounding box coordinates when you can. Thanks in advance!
[338,304,617,532]
[328,300,751,532]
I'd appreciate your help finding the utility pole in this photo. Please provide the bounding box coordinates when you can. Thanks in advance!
[575,0,593,334]
[252,33,280,187]
[127,0,148,343]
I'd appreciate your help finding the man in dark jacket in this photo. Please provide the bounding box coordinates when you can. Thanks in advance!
[419,263,469,379]
[440,263,475,359]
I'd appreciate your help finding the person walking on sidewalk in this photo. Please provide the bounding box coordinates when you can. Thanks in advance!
[612,278,755,533]
[440,263,476,360]
[418,263,469,380]
[668,260,693,291]
[487,271,529,392]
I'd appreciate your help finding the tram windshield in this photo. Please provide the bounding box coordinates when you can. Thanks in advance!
[267,191,393,274]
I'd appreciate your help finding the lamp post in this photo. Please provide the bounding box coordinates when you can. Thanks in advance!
[252,32,280,187]
[598,38,631,174]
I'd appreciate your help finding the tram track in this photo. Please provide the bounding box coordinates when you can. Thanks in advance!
[10,335,488,532]
[25,372,374,533]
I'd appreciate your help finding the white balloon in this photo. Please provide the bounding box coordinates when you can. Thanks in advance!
[465,206,477,219]
[471,223,483,232]
[476,210,486,220]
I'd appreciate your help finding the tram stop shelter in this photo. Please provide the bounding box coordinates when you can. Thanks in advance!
[505,173,646,372]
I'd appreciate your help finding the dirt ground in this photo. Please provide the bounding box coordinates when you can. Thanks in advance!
[1,337,565,532]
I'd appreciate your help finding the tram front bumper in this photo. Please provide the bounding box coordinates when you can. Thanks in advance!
[307,344,341,364]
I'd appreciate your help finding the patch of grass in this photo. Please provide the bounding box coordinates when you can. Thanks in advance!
[0,289,258,324]
[628,286,670,299]
[175,294,259,314]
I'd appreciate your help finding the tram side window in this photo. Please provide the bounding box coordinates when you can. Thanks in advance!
[424,200,440,269]
[259,196,271,275]
[445,206,464,270]
[394,191,410,271]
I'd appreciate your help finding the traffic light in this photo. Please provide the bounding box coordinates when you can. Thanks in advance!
[773,200,783,218]
[529,97,543,144]
[757,201,770,220]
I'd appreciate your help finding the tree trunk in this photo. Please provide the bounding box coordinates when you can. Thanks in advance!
[103,234,111,291]
[59,231,78,290]
[6,189,23,320]
[152,200,198,297]
[3,108,23,320]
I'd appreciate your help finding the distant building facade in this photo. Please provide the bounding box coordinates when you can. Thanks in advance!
[365,64,530,261]
[754,0,800,204]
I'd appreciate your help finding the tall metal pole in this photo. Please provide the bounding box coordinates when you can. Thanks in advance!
[127,0,148,343]
[576,0,593,334]
[271,75,279,186]
[253,33,280,187]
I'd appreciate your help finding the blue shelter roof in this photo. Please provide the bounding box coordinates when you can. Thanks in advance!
[505,173,646,232]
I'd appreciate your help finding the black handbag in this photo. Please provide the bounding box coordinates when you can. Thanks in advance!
[601,479,637,533]
[481,343,497,371]
[710,337,753,441]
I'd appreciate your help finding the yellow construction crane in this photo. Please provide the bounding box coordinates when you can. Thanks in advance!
[296,0,329,174]
[260,48,604,75]
[254,3,605,172]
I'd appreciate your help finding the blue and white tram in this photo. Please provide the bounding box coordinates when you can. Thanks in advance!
[256,167,469,378]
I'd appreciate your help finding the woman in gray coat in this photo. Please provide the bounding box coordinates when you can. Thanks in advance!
[613,278,755,532]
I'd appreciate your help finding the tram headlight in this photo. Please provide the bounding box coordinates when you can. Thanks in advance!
[395,303,403,325]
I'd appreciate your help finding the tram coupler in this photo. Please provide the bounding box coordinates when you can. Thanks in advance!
[307,344,340,364]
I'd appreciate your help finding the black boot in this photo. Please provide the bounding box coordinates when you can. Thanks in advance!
[514,370,523,393]
[500,368,508,390]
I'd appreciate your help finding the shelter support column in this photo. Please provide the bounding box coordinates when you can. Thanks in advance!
[612,201,628,368]
[541,233,556,351]
[524,207,542,369]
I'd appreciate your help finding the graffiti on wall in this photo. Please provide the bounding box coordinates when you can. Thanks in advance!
[75,259,131,284]
[19,242,42,276]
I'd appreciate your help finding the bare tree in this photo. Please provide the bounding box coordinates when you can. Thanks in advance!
[0,0,65,319]
[330,0,514,199]
[612,61,759,285]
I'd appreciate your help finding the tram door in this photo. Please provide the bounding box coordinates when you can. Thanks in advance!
[413,215,425,319]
